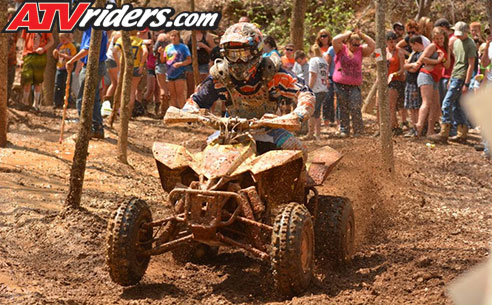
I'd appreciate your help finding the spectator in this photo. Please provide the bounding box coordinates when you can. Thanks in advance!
[397,20,431,57]
[7,7,18,103]
[239,16,250,23]
[332,28,375,137]
[262,35,280,58]
[324,44,337,126]
[154,32,170,117]
[52,33,77,109]
[403,36,425,137]
[143,31,160,115]
[415,27,450,137]
[304,44,329,141]
[20,31,54,110]
[281,43,296,71]
[66,28,108,139]
[114,30,148,117]
[209,31,223,65]
[185,30,216,94]
[386,31,406,134]
[315,29,332,54]
[293,50,309,84]
[429,22,477,143]
[162,30,191,108]
[419,17,434,42]
[393,22,405,41]
[103,31,121,109]
[479,25,491,158]
[434,18,457,104]
[470,22,485,46]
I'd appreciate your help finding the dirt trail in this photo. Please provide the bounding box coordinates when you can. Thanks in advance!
[0,107,490,304]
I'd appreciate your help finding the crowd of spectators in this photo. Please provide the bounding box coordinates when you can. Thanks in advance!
[4,2,491,159]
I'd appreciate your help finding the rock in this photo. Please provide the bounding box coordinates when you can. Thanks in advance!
[415,256,433,268]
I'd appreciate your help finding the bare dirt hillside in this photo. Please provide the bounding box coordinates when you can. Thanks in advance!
[0,106,490,304]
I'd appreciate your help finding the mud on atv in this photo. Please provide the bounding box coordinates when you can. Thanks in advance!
[106,107,355,297]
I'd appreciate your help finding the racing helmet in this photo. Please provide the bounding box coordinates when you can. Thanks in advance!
[220,23,264,81]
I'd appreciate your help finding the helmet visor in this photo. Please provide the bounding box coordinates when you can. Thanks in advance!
[224,48,253,63]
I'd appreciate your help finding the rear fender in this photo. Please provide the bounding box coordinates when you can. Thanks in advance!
[307,145,343,186]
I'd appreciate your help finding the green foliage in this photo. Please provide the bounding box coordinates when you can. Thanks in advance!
[222,0,354,52]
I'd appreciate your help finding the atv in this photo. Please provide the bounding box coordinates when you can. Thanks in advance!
[106,107,355,297]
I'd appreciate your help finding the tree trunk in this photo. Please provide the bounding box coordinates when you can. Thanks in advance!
[488,0,492,29]
[416,0,433,19]
[290,0,307,51]
[43,27,59,106]
[375,0,395,174]
[109,55,124,128]
[0,1,8,147]
[117,25,134,164]
[190,0,200,87]
[65,0,105,209]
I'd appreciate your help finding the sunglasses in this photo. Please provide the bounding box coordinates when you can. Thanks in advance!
[320,34,329,38]
[285,48,294,51]
[407,31,416,35]
[224,48,253,63]
[351,43,361,47]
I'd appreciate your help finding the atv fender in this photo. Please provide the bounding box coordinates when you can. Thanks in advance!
[306,145,343,186]
[153,142,197,192]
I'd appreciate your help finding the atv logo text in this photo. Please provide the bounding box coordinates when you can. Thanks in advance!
[2,1,222,33]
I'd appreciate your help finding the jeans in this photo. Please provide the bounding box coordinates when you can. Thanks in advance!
[441,77,467,126]
[438,77,449,106]
[77,62,106,132]
[322,79,335,122]
[334,82,363,134]
[54,69,73,108]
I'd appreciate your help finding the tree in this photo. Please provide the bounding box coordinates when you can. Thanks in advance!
[117,0,135,164]
[0,1,7,147]
[375,0,394,174]
[43,28,59,106]
[190,0,200,87]
[488,0,492,29]
[290,0,307,51]
[65,0,105,208]
[416,0,433,20]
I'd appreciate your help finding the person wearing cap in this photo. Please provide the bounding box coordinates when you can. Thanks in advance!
[434,18,458,104]
[429,21,477,144]
[393,22,405,42]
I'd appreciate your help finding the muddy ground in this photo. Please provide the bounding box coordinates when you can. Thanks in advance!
[0,106,490,305]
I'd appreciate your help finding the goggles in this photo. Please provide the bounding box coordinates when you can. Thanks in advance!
[224,48,254,63]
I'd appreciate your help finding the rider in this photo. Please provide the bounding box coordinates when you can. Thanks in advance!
[183,23,315,157]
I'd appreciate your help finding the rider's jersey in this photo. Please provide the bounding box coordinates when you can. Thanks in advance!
[184,64,315,121]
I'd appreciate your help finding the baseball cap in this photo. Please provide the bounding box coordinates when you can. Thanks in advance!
[392,22,404,30]
[434,18,451,29]
[454,21,470,36]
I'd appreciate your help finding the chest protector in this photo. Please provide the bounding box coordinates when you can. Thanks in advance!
[210,55,282,119]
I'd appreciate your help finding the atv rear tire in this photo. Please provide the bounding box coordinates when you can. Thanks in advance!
[311,195,354,266]
[270,203,314,297]
[171,242,218,265]
[107,198,153,286]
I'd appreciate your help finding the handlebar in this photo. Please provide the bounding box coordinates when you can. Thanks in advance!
[163,107,300,132]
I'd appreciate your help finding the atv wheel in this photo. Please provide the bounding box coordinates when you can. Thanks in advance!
[171,241,218,265]
[107,198,153,286]
[270,203,314,297]
[310,195,354,266]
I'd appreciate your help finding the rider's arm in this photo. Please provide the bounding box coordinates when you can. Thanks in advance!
[183,76,224,111]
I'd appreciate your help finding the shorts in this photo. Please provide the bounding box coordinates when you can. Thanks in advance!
[133,67,142,77]
[21,53,47,85]
[106,58,117,69]
[404,82,422,109]
[417,72,438,90]
[388,80,405,110]
[147,69,156,76]
[167,73,186,81]
[199,63,209,75]
[313,91,328,119]
[155,63,167,75]
[183,65,193,72]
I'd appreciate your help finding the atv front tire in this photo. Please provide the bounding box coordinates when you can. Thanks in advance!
[311,195,354,265]
[271,203,314,297]
[107,198,153,286]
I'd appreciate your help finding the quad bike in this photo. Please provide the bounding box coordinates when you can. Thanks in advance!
[106,107,355,297]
